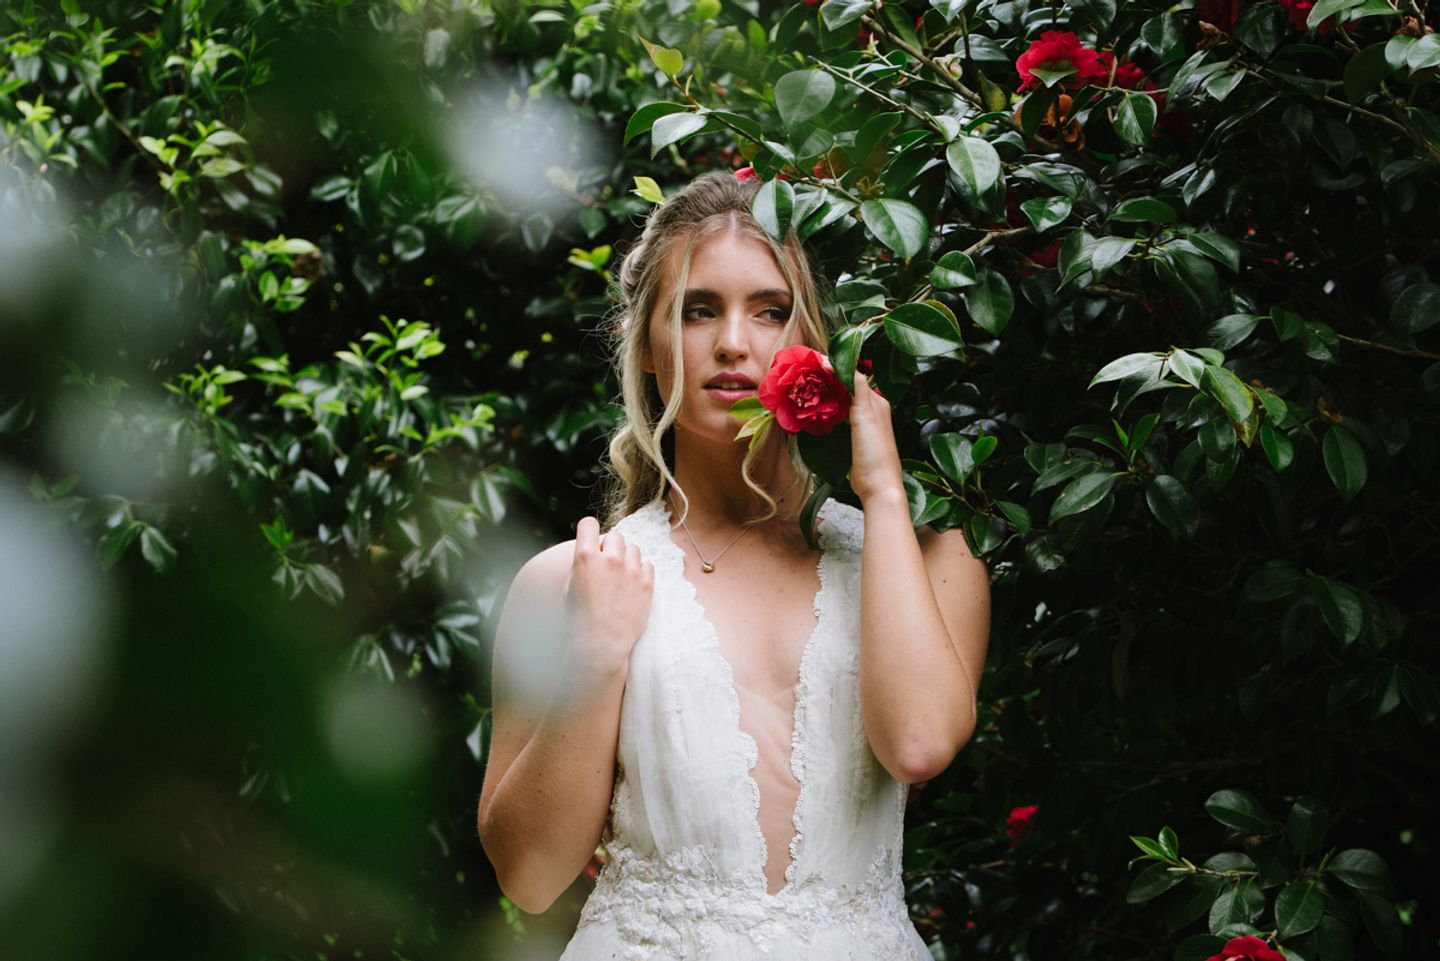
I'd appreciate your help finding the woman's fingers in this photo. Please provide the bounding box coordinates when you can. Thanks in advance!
[575,516,599,556]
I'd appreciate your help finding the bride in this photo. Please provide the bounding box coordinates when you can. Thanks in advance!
[478,171,990,959]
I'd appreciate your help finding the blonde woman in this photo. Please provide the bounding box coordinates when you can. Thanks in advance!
[478,172,990,960]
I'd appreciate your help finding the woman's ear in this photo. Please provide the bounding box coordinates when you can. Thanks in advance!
[641,345,655,374]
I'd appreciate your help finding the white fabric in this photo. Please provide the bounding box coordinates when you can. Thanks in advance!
[556,497,932,961]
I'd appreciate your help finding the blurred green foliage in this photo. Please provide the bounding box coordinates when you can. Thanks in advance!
[2,1,1438,960]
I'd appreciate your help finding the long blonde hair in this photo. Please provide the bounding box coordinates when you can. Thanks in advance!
[600,172,831,530]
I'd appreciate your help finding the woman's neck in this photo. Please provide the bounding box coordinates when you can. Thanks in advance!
[667,427,803,528]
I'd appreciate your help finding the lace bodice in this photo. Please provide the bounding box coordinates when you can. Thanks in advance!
[556,498,931,961]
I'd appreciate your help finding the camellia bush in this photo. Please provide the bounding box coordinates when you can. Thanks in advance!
[2,1,1438,960]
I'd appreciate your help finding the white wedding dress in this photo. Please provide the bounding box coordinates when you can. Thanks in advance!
[557,497,933,961]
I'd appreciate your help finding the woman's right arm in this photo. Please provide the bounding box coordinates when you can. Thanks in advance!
[476,518,654,915]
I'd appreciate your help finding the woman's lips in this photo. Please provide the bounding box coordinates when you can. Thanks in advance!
[704,386,757,402]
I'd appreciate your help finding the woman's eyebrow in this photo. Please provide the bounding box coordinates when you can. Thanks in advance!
[681,287,793,303]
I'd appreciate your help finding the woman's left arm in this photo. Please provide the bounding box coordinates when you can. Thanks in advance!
[847,372,991,784]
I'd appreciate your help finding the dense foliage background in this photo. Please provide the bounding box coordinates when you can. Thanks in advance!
[2,1,1437,959]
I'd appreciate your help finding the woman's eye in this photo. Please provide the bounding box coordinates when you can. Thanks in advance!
[762,306,791,323]
[682,304,714,320]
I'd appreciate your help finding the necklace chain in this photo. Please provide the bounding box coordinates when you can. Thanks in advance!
[667,477,801,573]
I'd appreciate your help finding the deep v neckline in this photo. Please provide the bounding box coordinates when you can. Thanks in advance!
[646,498,832,900]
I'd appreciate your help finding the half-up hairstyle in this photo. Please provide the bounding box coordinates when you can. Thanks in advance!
[600,172,831,530]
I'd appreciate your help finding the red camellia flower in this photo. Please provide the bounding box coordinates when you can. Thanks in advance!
[756,345,851,435]
[1276,0,1358,35]
[1195,0,1243,33]
[734,166,759,183]
[1095,50,1147,90]
[1006,804,1038,844]
[1015,31,1105,90]
[1203,935,1286,961]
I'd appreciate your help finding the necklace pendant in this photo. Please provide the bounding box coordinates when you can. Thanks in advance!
[701,561,716,573]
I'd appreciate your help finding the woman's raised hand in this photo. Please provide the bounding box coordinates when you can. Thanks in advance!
[565,517,655,674]
[847,371,906,506]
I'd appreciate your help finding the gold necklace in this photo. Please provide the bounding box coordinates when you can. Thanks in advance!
[666,477,801,573]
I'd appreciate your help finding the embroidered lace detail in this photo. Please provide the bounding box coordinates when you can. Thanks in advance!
[579,840,915,961]
[816,498,865,554]
[638,500,770,887]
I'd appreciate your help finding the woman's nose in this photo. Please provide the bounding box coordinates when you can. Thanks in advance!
[714,309,749,360]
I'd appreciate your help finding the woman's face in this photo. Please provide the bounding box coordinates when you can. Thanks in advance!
[643,229,795,446]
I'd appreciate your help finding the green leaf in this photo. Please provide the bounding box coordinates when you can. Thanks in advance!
[1328,849,1392,893]
[775,70,836,127]
[1128,863,1185,903]
[946,137,1004,213]
[1243,560,1306,602]
[1345,43,1394,102]
[1306,0,1355,29]
[1204,788,1276,833]
[632,175,666,204]
[828,323,879,386]
[1208,882,1264,933]
[883,302,964,356]
[1186,232,1243,273]
[1321,426,1366,501]
[930,433,976,484]
[1201,365,1256,438]
[1407,33,1440,71]
[100,520,142,570]
[651,111,708,156]
[1090,237,1137,278]
[1390,282,1440,333]
[1115,90,1157,146]
[139,526,177,573]
[996,500,1032,536]
[1286,797,1329,856]
[728,397,766,421]
[1091,352,1163,387]
[861,198,928,259]
[800,482,833,550]
[1276,881,1323,939]
[1020,195,1072,233]
[753,178,795,242]
[929,250,978,289]
[1110,197,1178,222]
[1313,576,1364,645]
[1357,891,1402,959]
[821,0,873,31]
[961,267,1014,337]
[1049,471,1118,524]
[1259,423,1294,471]
[625,102,687,142]
[1206,313,1261,350]
[1146,474,1199,538]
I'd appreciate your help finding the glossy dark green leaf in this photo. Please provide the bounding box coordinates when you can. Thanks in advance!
[1277,881,1324,938]
[775,69,836,127]
[1313,576,1364,645]
[821,0,872,30]
[1328,849,1393,893]
[1115,90,1157,146]
[1206,313,1261,350]
[1322,426,1366,501]
[1357,891,1402,958]
[651,111,708,156]
[1110,197,1178,222]
[860,198,928,259]
[1050,471,1118,523]
[1146,474,1199,538]
[929,250,978,289]
[1259,422,1294,471]
[1127,862,1186,903]
[1286,796,1329,856]
[883,302,963,356]
[1390,282,1440,333]
[829,323,879,387]
[1204,788,1276,833]
[929,433,976,484]
[753,178,795,242]
[625,101,688,142]
[1020,195,1072,232]
[961,267,1014,337]
[946,136,1004,211]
